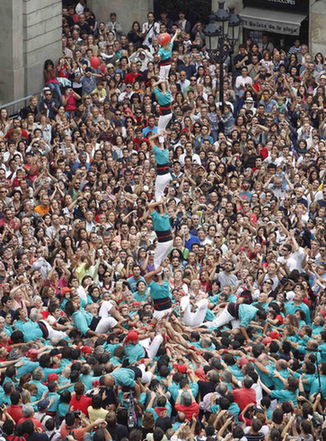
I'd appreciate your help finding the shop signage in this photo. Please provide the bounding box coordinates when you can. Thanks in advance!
[241,15,302,36]
[244,0,309,13]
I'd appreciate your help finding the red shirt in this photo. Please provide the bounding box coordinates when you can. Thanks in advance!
[69,395,92,416]
[231,387,256,412]
[124,72,139,84]
[17,417,43,432]
[7,404,24,424]
[132,136,149,150]
[175,402,200,421]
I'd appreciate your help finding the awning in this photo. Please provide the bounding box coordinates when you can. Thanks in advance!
[239,7,307,36]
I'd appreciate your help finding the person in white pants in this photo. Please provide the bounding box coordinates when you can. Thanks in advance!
[206,306,240,329]
[95,300,120,333]
[147,199,173,270]
[180,296,209,327]
[145,267,173,321]
[139,334,164,358]
[38,319,69,341]
[149,133,171,202]
[152,80,172,145]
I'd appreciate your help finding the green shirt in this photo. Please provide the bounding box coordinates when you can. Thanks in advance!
[149,280,171,300]
[153,145,169,165]
[153,88,171,106]
[111,368,136,387]
[72,310,93,336]
[124,342,146,365]
[150,210,171,232]
[270,389,298,406]
[238,304,259,328]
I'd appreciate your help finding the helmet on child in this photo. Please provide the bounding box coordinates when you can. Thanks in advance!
[158,33,171,45]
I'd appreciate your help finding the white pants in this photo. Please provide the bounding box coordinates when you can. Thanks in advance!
[140,335,164,359]
[155,173,171,202]
[153,308,172,320]
[158,113,172,143]
[98,301,114,318]
[180,296,208,327]
[154,239,173,269]
[96,301,118,333]
[40,321,67,341]
[137,363,154,383]
[159,65,171,81]
[206,307,240,329]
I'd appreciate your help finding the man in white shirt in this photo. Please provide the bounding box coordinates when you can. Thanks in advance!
[179,142,201,167]
[277,244,299,272]
[177,70,190,93]
[142,12,160,47]
[197,228,212,246]
[234,66,253,97]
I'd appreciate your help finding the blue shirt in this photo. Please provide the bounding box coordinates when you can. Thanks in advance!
[185,234,200,251]
[127,275,146,293]
[238,304,259,328]
[110,368,136,387]
[153,88,171,106]
[143,126,158,137]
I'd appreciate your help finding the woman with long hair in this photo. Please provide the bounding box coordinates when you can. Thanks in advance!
[127,21,143,49]
[43,59,62,102]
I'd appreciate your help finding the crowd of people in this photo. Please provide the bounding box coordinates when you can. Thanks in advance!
[1,1,326,441]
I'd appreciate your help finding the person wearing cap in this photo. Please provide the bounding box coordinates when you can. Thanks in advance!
[34,399,52,429]
[123,330,163,364]
[157,29,180,94]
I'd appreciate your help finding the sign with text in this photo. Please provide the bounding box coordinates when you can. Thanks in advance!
[244,0,309,13]
[241,16,301,35]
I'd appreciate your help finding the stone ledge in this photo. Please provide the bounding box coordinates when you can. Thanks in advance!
[23,28,61,53]
[23,0,61,15]
[23,15,61,40]
[23,3,62,27]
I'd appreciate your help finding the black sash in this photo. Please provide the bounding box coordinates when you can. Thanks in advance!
[38,321,49,339]
[227,302,240,319]
[153,297,172,311]
[90,316,101,331]
[157,163,170,175]
[156,229,172,243]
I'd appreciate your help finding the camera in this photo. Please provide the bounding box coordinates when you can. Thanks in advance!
[74,410,81,418]
[122,391,136,430]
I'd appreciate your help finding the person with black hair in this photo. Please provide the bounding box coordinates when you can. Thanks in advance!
[207,301,266,342]
[61,412,105,441]
[7,391,24,424]
[87,393,108,422]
